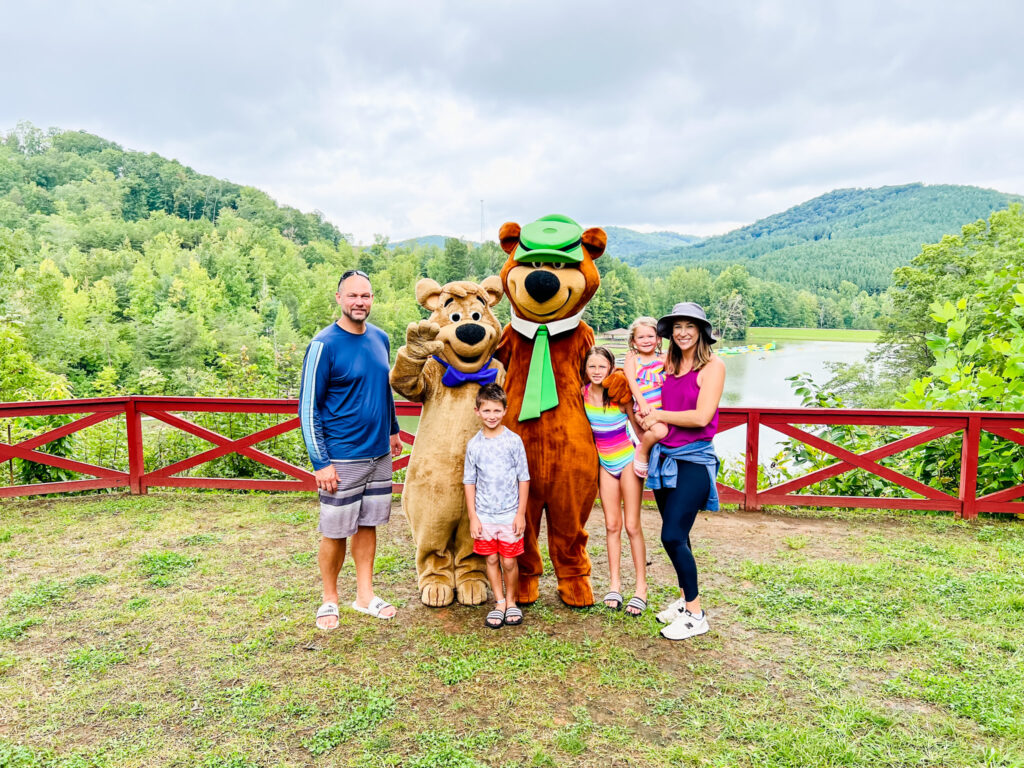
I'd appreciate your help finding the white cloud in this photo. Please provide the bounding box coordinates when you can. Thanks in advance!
[3,0,1024,242]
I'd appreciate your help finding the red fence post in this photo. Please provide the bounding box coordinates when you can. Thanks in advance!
[744,410,761,511]
[125,398,146,495]
[959,414,980,520]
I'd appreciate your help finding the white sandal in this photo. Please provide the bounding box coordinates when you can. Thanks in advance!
[351,596,396,620]
[315,602,340,630]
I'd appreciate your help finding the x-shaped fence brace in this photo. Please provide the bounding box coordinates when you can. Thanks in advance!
[758,422,961,511]
[0,405,129,497]
[136,402,419,493]
[975,423,1024,509]
[138,409,313,491]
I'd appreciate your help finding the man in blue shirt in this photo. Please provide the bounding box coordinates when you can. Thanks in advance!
[299,269,402,628]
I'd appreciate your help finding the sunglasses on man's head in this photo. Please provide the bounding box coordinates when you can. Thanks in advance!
[337,269,370,290]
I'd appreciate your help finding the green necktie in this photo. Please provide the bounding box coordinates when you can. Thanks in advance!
[520,325,559,420]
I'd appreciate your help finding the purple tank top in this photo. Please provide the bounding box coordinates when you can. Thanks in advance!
[661,369,718,448]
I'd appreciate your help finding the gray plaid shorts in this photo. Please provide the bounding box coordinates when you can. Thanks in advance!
[318,454,392,539]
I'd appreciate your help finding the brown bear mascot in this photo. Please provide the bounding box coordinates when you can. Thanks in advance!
[390,277,505,607]
[494,214,607,607]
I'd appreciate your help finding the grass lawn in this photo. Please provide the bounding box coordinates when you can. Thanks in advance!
[746,327,882,343]
[1,494,1022,767]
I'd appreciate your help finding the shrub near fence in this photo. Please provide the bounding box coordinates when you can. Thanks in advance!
[1,397,1023,517]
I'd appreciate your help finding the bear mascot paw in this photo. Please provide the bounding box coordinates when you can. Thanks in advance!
[494,214,609,607]
[390,277,505,607]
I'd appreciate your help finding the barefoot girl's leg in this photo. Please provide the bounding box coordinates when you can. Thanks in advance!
[620,469,648,611]
[599,467,624,607]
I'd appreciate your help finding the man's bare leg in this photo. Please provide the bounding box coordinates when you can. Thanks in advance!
[351,525,396,618]
[318,535,346,629]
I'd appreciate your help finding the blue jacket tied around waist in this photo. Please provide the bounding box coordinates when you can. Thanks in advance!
[646,440,720,512]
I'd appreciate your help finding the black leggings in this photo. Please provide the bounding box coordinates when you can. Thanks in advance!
[653,460,709,602]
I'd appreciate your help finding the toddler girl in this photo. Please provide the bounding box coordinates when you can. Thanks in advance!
[623,317,668,478]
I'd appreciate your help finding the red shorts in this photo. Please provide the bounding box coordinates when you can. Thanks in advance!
[473,520,524,558]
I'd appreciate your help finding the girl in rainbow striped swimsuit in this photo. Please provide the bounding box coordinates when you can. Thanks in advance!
[582,346,648,617]
[623,317,668,479]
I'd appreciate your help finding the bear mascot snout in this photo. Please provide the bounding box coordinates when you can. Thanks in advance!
[390,277,505,607]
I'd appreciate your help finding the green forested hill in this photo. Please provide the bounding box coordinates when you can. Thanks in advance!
[0,127,345,246]
[627,184,1022,292]
[0,124,434,399]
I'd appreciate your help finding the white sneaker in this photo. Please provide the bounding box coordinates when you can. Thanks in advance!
[656,596,687,624]
[660,609,710,641]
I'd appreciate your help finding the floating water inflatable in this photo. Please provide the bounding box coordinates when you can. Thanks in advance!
[718,342,776,356]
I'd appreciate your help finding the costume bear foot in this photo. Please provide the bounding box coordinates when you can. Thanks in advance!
[420,582,454,607]
[557,576,594,608]
[455,578,488,606]
[517,576,540,606]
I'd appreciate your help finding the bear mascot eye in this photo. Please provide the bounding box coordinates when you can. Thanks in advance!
[471,311,482,321]
[450,312,462,322]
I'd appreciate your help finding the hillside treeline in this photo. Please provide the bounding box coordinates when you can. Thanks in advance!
[0,123,893,401]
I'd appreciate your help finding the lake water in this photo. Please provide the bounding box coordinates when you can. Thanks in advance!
[714,340,873,461]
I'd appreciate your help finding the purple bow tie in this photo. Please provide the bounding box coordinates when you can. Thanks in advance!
[432,356,498,387]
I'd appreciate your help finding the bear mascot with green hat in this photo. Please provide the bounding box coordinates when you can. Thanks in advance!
[494,214,609,607]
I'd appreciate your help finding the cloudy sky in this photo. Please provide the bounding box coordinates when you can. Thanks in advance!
[4,1,1023,243]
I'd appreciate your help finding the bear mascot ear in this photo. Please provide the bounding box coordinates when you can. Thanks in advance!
[415,278,444,311]
[499,222,522,255]
[480,275,503,307]
[581,227,607,261]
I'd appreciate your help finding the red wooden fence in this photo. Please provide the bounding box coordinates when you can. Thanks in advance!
[2,397,1022,518]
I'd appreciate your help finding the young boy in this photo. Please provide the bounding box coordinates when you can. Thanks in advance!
[463,383,530,629]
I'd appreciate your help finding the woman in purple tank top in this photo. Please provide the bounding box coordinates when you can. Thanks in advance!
[638,302,725,641]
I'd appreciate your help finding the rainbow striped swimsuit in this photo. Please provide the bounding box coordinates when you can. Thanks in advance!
[635,358,665,411]
[583,385,635,478]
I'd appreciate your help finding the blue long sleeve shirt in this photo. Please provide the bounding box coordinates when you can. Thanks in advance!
[298,322,399,469]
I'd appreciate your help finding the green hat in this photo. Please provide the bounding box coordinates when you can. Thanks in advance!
[514,214,584,264]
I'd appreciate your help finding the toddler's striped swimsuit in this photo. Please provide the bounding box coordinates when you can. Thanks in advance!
[634,358,665,411]
[583,385,635,478]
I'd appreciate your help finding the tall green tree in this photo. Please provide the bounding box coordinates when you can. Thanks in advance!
[879,204,1024,378]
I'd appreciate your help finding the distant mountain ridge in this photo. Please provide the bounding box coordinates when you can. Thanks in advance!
[627,183,1022,293]
[390,235,477,250]
[391,227,703,257]
[602,226,702,259]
